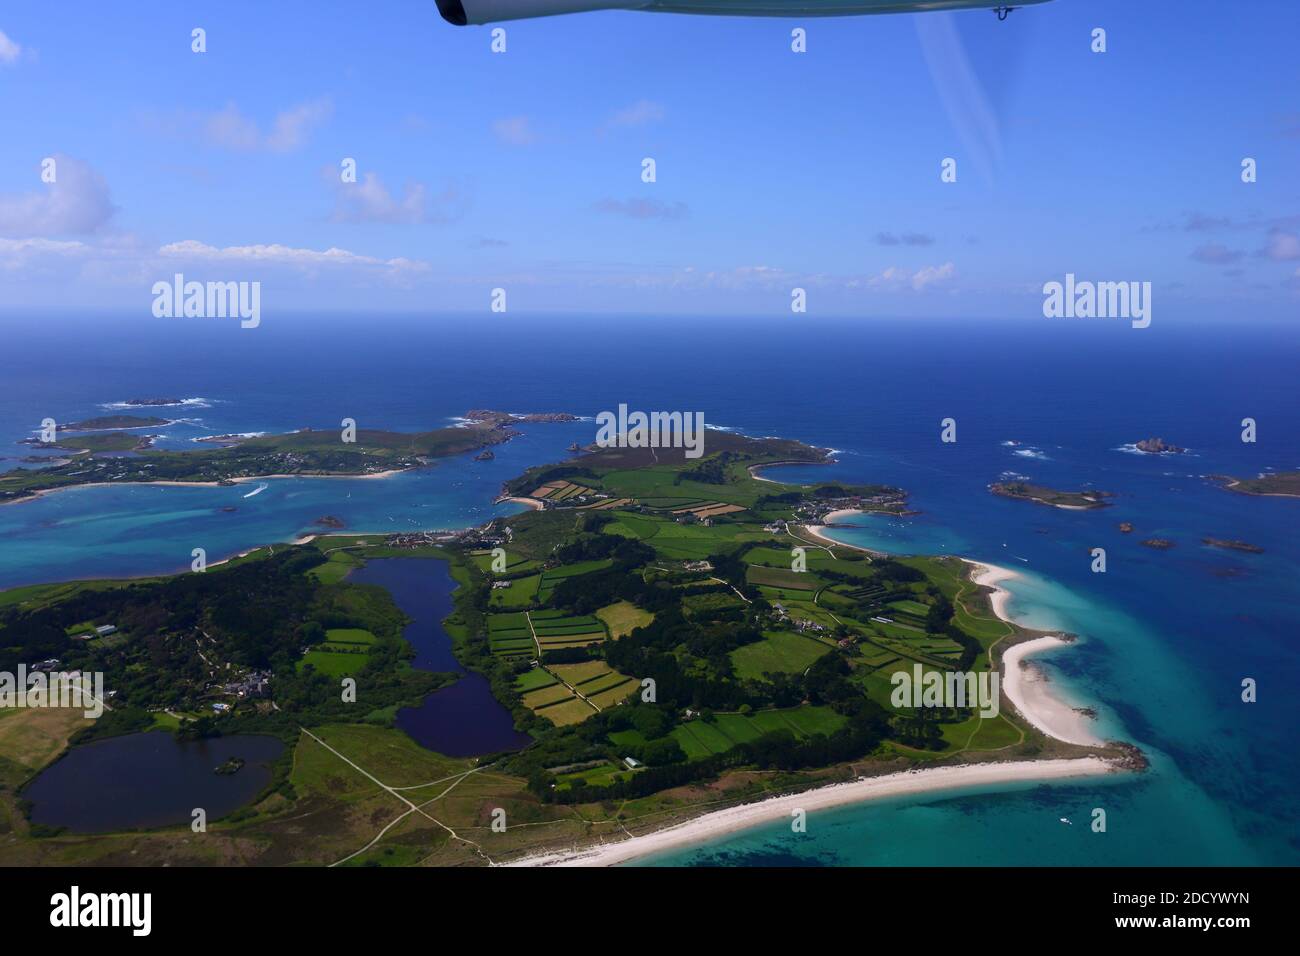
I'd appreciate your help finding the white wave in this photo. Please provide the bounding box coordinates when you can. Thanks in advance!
[242,483,269,499]
[100,397,213,410]
[190,431,265,443]
[1013,448,1049,460]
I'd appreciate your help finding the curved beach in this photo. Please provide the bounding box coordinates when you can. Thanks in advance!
[506,756,1116,867]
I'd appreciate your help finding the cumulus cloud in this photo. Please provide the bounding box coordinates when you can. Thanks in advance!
[0,29,21,64]
[492,116,538,146]
[857,262,955,292]
[331,172,466,225]
[593,198,688,221]
[0,155,116,237]
[198,99,332,152]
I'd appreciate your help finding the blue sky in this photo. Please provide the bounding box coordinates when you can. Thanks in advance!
[1,0,1297,320]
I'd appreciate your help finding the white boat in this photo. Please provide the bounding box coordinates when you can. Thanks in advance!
[1059,817,1072,825]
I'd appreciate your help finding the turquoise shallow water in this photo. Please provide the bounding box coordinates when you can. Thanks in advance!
[636,516,1268,866]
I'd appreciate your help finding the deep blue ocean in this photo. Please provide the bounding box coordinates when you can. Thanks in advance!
[1,312,1295,865]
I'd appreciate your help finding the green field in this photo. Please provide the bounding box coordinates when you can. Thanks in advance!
[731,630,834,680]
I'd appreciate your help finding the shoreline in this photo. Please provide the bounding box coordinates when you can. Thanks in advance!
[963,559,1107,747]
[0,468,411,507]
[505,756,1118,867]
[496,495,546,512]
[746,458,834,484]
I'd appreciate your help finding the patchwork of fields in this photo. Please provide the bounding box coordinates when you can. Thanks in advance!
[514,660,639,726]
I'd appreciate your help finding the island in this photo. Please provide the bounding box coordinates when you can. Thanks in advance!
[1118,522,1134,533]
[0,414,523,504]
[464,409,579,426]
[1132,437,1185,455]
[1202,538,1264,554]
[57,415,171,431]
[990,482,1113,510]
[1210,471,1300,499]
[1140,538,1175,550]
[0,421,1140,867]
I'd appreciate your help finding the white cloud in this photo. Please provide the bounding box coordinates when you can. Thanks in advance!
[860,262,956,292]
[910,262,956,290]
[605,100,665,129]
[201,99,332,153]
[0,155,116,237]
[1262,228,1300,262]
[332,172,466,225]
[0,29,21,65]
[492,116,537,146]
[158,239,427,274]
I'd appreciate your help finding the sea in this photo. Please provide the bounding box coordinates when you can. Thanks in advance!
[1,311,1296,866]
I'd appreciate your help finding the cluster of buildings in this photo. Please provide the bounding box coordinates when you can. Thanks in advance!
[221,670,271,699]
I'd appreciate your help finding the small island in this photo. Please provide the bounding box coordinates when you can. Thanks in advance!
[214,757,245,776]
[1141,538,1175,550]
[991,482,1113,510]
[314,515,346,529]
[124,397,186,407]
[474,450,495,461]
[1202,538,1264,554]
[464,409,579,426]
[59,415,171,431]
[1118,522,1134,533]
[1132,437,1185,455]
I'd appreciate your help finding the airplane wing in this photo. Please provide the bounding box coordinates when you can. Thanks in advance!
[437,0,1051,27]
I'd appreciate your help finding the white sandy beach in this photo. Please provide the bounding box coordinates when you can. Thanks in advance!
[962,559,1104,747]
[505,756,1116,867]
[498,495,546,512]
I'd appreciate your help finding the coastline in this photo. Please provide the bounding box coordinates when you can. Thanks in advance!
[506,536,1119,868]
[963,559,1105,747]
[497,495,546,512]
[0,468,410,507]
[746,458,833,484]
[505,756,1118,867]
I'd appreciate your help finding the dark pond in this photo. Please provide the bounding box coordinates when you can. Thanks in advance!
[24,732,284,833]
[348,557,532,756]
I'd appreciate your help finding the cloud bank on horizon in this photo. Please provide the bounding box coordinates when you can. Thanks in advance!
[0,0,1297,319]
